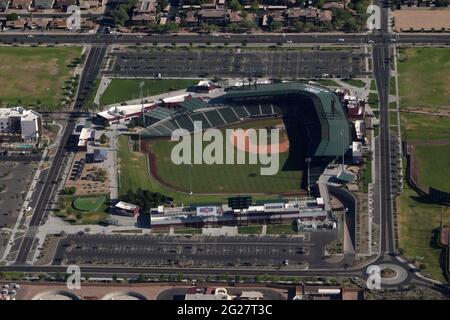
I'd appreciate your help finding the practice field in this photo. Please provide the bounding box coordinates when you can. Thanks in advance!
[99,79,198,105]
[0,46,82,107]
[73,196,106,212]
[143,118,305,194]
[415,143,450,192]
[398,47,450,108]
[398,113,450,282]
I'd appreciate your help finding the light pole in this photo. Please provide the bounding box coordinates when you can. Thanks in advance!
[305,157,311,196]
[188,164,193,211]
[341,129,345,173]
[139,81,145,126]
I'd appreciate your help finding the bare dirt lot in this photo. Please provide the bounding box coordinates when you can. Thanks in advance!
[64,152,110,196]
[393,8,450,31]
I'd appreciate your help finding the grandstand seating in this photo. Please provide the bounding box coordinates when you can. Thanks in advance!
[244,104,262,117]
[174,115,195,132]
[190,113,212,129]
[231,106,250,118]
[203,110,226,127]
[218,107,240,124]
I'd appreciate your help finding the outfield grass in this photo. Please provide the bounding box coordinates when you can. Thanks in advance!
[342,79,365,88]
[145,118,304,194]
[100,79,199,105]
[117,135,284,205]
[0,46,82,108]
[398,47,450,107]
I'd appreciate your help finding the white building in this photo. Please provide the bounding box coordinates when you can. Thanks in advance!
[0,107,42,142]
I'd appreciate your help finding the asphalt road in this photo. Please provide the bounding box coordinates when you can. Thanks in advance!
[14,45,107,264]
[0,33,449,46]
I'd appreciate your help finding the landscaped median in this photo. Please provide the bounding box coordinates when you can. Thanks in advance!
[55,194,109,225]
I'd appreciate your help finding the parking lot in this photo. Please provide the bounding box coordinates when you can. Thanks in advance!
[0,160,36,228]
[106,47,369,79]
[51,232,338,269]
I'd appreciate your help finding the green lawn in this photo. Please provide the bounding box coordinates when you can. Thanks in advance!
[397,184,450,283]
[0,46,82,108]
[361,156,372,193]
[397,112,450,283]
[415,144,450,191]
[174,227,202,234]
[100,79,199,105]
[398,47,450,107]
[342,79,365,88]
[313,79,342,87]
[117,135,283,205]
[73,196,106,212]
[389,111,398,126]
[401,113,450,141]
[389,77,396,96]
[238,225,263,234]
[145,118,304,194]
[55,194,109,225]
[370,79,377,91]
[368,92,379,108]
[266,223,297,235]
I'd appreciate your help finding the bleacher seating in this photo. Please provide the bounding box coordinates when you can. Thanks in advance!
[244,104,262,117]
[174,115,195,132]
[231,106,250,118]
[218,107,240,124]
[190,113,212,129]
[260,104,274,115]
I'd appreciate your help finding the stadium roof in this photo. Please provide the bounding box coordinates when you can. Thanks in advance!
[179,98,209,111]
[224,82,351,158]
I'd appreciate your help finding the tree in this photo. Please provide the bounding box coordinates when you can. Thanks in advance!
[269,21,283,31]
[6,13,19,21]
[228,0,243,11]
[250,0,259,12]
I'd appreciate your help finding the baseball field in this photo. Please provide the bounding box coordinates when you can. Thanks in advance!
[142,118,306,194]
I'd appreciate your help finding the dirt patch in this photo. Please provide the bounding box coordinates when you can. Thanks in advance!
[393,8,450,31]
[229,129,289,155]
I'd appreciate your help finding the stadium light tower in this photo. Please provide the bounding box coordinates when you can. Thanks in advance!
[139,81,145,126]
[188,164,193,211]
[341,129,345,173]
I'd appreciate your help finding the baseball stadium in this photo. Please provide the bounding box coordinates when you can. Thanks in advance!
[138,82,352,196]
